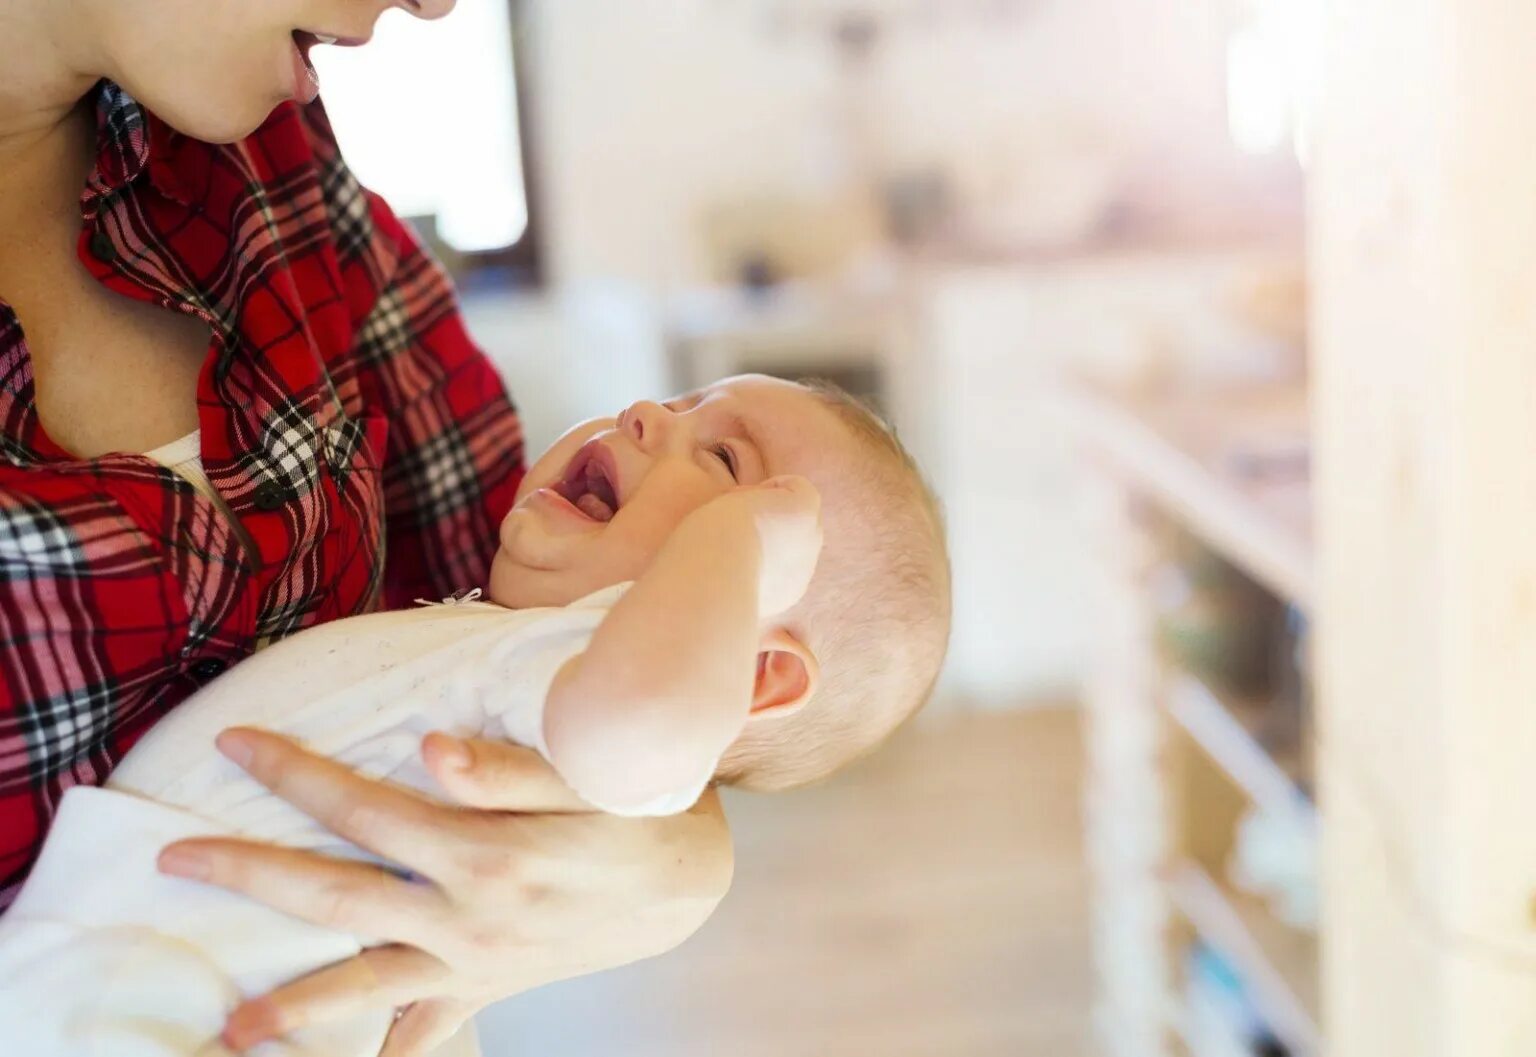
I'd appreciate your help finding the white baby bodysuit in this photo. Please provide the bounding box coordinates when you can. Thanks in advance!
[0,583,715,1057]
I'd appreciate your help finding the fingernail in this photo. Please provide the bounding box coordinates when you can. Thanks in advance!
[438,735,472,772]
[216,729,255,767]
[158,846,210,880]
[224,997,284,1050]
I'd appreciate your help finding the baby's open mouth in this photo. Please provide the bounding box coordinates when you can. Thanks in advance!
[553,444,621,522]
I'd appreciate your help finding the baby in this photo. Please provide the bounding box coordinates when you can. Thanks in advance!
[0,374,951,1056]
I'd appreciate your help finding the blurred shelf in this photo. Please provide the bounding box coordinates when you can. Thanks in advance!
[1171,986,1259,1057]
[1076,371,1318,1057]
[1165,861,1321,1057]
[1063,378,1312,611]
[1164,674,1316,831]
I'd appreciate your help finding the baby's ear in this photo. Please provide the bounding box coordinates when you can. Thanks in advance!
[751,628,819,720]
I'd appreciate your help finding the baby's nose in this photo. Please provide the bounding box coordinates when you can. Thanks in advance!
[620,400,672,451]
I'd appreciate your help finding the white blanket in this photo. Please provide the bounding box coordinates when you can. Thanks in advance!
[0,583,704,1056]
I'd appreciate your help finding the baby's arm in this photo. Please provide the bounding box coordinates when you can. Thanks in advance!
[544,477,822,812]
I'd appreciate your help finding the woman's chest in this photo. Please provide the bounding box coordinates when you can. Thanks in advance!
[0,190,393,713]
[7,247,212,459]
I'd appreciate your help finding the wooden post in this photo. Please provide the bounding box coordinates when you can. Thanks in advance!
[1310,1,1536,1053]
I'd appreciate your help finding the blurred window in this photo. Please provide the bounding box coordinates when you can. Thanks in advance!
[312,0,539,278]
[1226,0,1323,165]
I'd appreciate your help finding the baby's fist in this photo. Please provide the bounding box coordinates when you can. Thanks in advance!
[735,475,823,618]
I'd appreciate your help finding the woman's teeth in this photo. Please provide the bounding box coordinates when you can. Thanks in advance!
[314,34,339,45]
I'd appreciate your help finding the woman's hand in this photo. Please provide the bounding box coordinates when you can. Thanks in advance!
[156,728,734,1055]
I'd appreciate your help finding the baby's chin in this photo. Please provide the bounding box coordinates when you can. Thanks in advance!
[487,548,592,610]
[486,549,526,609]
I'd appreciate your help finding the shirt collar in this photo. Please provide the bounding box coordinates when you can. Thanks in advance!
[78,80,194,219]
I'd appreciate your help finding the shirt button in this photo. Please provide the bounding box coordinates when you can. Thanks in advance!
[189,658,226,681]
[253,481,288,511]
[88,230,118,264]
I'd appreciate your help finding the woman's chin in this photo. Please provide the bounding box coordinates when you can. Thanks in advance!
[175,104,285,144]
[126,82,288,145]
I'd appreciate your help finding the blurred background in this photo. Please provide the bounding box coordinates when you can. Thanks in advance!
[317,1,1317,1054]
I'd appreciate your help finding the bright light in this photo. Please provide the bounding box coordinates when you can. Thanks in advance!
[1228,26,1290,154]
[311,0,528,252]
[1226,0,1324,164]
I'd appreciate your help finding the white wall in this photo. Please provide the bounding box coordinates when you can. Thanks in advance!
[859,0,1234,209]
[523,0,1251,293]
[525,0,839,292]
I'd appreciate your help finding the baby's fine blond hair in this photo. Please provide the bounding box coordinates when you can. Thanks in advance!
[719,380,952,793]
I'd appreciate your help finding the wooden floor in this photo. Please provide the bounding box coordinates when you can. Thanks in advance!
[477,707,1094,1057]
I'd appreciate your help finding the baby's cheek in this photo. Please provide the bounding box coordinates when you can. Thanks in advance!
[651,465,730,521]
[601,517,677,580]
[600,503,699,578]
[591,463,728,579]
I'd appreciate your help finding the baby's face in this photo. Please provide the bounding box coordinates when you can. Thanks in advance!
[489,375,847,608]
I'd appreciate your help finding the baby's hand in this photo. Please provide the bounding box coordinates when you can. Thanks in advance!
[722,475,824,618]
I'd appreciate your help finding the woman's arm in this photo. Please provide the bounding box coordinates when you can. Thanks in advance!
[543,477,822,812]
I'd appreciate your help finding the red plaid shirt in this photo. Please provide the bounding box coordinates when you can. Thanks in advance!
[0,83,525,906]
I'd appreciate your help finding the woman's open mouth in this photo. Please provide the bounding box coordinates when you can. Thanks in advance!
[550,442,622,523]
[290,32,326,102]
[290,30,364,103]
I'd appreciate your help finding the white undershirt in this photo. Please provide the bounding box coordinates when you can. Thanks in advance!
[143,429,252,553]
[143,429,213,496]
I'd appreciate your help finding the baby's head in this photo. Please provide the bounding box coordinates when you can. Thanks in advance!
[491,374,951,791]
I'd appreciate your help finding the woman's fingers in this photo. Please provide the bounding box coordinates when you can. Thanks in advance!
[157,838,448,945]
[222,945,449,1051]
[422,732,592,812]
[216,727,465,869]
[379,998,474,1057]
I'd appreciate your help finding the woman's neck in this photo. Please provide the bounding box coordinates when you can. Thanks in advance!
[0,0,102,288]
[0,0,100,159]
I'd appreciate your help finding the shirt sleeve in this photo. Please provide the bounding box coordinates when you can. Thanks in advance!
[296,102,526,608]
